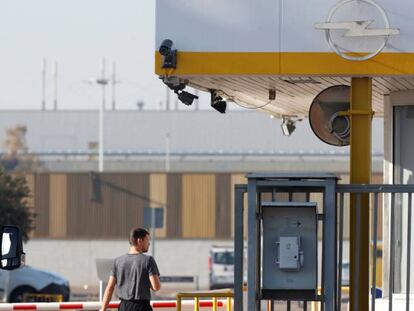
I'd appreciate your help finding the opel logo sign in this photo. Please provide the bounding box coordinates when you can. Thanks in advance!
[315,0,399,61]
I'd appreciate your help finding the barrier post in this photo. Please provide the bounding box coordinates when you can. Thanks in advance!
[177,295,182,311]
[212,297,218,311]
[227,296,232,311]
[194,297,199,311]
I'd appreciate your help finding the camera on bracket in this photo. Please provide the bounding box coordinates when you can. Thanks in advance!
[161,76,186,94]
[159,39,177,69]
[160,76,198,106]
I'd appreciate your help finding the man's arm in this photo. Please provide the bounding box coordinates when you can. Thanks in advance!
[149,274,161,291]
[100,276,116,311]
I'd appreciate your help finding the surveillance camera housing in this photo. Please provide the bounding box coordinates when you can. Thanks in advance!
[178,91,199,106]
[159,39,173,56]
[159,39,177,69]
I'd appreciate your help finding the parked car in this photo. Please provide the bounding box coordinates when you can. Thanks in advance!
[0,265,70,302]
[209,246,235,290]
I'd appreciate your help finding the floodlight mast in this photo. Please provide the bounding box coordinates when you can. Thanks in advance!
[52,61,58,111]
[41,59,46,110]
[96,57,110,173]
[111,61,116,111]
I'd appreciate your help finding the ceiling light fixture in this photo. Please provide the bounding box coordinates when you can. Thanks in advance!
[210,90,227,114]
[281,117,296,136]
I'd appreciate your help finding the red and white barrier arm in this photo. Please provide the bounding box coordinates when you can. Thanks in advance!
[0,300,226,311]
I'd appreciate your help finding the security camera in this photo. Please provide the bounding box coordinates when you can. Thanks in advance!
[178,91,198,106]
[159,39,173,56]
[159,39,177,69]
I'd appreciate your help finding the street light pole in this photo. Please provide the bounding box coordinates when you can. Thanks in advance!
[96,57,109,173]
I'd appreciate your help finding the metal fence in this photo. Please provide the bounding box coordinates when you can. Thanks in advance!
[336,184,414,311]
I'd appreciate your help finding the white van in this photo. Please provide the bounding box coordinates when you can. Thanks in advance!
[0,266,70,302]
[208,246,235,290]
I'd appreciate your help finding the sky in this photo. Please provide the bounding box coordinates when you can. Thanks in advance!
[0,0,211,111]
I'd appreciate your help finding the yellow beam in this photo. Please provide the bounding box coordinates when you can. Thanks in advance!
[350,77,372,311]
[155,51,414,75]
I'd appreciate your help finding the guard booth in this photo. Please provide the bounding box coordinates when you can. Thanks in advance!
[155,1,414,310]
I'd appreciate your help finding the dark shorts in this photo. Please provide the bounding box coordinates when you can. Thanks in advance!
[118,299,152,311]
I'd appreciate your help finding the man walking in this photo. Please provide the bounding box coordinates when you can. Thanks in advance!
[101,227,161,311]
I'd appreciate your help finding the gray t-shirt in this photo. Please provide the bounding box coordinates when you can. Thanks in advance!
[111,253,160,301]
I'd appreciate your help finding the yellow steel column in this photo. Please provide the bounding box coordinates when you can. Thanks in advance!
[349,77,372,311]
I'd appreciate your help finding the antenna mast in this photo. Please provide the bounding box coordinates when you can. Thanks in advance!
[52,61,58,110]
[41,58,46,110]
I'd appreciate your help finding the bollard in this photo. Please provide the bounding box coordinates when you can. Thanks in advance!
[227,296,232,311]
[194,297,199,311]
[212,297,218,311]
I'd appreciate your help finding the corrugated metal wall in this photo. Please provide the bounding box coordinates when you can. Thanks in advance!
[49,174,67,238]
[65,173,149,239]
[33,174,50,237]
[26,172,383,240]
[215,174,231,238]
[166,173,182,238]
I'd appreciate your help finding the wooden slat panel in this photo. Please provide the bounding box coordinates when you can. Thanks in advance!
[230,174,247,239]
[167,174,182,238]
[182,174,216,238]
[215,174,231,238]
[33,174,50,237]
[49,174,67,238]
[150,174,167,238]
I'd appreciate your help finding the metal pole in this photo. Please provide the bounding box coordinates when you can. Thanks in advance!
[349,77,372,311]
[372,193,379,311]
[247,178,259,311]
[338,193,345,311]
[41,58,46,110]
[98,57,106,173]
[111,62,116,111]
[406,193,412,311]
[99,280,103,302]
[166,85,170,111]
[234,185,246,311]
[52,61,58,110]
[323,177,337,311]
[389,193,396,311]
